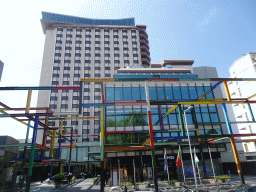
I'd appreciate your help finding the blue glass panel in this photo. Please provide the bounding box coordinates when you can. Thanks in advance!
[140,87,146,100]
[185,113,193,124]
[171,132,178,137]
[143,115,148,125]
[124,108,133,114]
[151,108,158,114]
[106,116,115,127]
[163,115,168,124]
[165,87,173,100]
[106,87,114,100]
[189,87,197,99]
[196,113,202,123]
[149,87,157,100]
[161,108,167,113]
[106,109,115,115]
[152,115,159,125]
[163,132,170,142]
[169,114,177,124]
[202,113,210,122]
[142,108,147,114]
[199,129,205,135]
[132,87,140,100]
[209,107,217,112]
[210,113,219,122]
[177,114,180,125]
[181,87,189,99]
[173,87,181,99]
[196,86,205,99]
[115,87,123,100]
[215,129,221,134]
[132,108,141,114]
[201,107,208,112]
[123,87,132,100]
[116,109,124,115]
[124,116,131,126]
[157,87,165,100]
[116,116,124,126]
[194,107,200,112]
[204,86,213,99]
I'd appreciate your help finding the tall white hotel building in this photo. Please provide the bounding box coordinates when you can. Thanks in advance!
[37,12,150,145]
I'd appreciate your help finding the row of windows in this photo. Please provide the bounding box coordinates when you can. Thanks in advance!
[106,86,214,101]
[57,28,136,33]
[56,36,137,43]
[55,40,137,45]
[106,106,220,127]
[52,67,115,76]
[48,119,99,126]
[52,78,110,85]
[54,59,138,64]
[55,47,137,52]
[56,53,137,57]
[50,104,102,109]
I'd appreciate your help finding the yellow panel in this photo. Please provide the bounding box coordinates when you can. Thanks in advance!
[142,138,150,146]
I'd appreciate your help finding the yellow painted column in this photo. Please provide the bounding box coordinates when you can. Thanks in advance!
[25,89,32,113]
[230,135,245,184]
[50,130,56,157]
[223,81,231,101]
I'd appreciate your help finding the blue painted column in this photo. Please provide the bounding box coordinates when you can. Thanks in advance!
[247,103,255,121]
[221,103,233,134]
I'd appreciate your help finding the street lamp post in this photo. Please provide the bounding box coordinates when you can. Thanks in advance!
[183,106,198,188]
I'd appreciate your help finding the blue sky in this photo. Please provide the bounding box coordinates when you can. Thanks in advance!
[0,0,255,139]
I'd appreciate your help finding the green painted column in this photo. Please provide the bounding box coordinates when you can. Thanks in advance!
[178,104,185,136]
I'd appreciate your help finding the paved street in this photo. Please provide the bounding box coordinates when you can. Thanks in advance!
[28,175,256,191]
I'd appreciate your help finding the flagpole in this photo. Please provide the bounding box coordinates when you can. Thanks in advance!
[164,148,170,186]
[184,106,198,188]
[179,145,186,185]
[208,145,216,183]
[194,147,202,185]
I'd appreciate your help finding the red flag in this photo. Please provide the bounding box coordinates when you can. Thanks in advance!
[176,149,181,168]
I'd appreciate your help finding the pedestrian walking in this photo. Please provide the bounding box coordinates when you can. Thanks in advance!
[67,172,73,184]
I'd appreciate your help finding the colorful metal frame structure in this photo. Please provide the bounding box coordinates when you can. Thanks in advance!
[1,77,256,191]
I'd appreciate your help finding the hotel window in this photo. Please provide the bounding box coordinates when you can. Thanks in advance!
[66,34,72,38]
[53,67,60,70]
[104,41,110,44]
[123,48,129,51]
[76,34,82,38]
[123,36,128,39]
[95,74,101,77]
[95,41,101,44]
[113,35,119,38]
[134,60,139,64]
[124,60,129,64]
[104,35,110,38]
[95,29,100,32]
[56,40,62,44]
[73,96,79,100]
[114,60,120,64]
[83,112,90,116]
[57,34,63,37]
[72,104,79,108]
[84,74,90,77]
[55,47,62,50]
[105,67,110,70]
[113,29,118,32]
[105,47,110,51]
[95,53,101,57]
[55,53,61,57]
[63,81,69,85]
[75,53,81,57]
[114,47,119,51]
[65,53,71,57]
[115,67,120,70]
[76,40,82,44]
[61,104,68,109]
[85,60,91,63]
[132,42,137,45]
[64,67,70,70]
[50,96,57,101]
[124,54,129,57]
[104,29,109,32]
[95,96,101,100]
[63,74,70,77]
[54,60,60,63]
[85,53,91,57]
[95,67,101,70]
[95,47,101,50]
[71,121,78,125]
[65,47,71,50]
[84,67,91,70]
[74,74,80,77]
[83,120,90,125]
[133,54,138,57]
[50,104,57,109]
[61,96,68,100]
[122,30,127,33]
[53,74,59,78]
[74,81,79,85]
[132,36,136,39]
[133,48,138,51]
[114,54,120,57]
[131,30,136,33]
[105,54,110,57]
[95,35,100,38]
[86,29,91,32]
[114,41,119,44]
[123,42,128,45]
[64,60,70,63]
[85,35,91,38]
[66,40,72,44]
[76,28,82,32]
[95,60,101,63]
[75,60,81,63]
[105,74,111,77]
[85,41,91,44]
[105,60,110,63]
[85,47,91,50]
[57,28,63,31]
[84,96,90,100]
